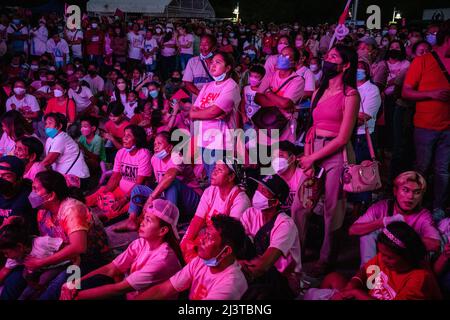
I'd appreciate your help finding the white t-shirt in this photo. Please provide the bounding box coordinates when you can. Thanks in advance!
[45,132,90,178]
[195,185,251,224]
[68,86,94,112]
[282,167,307,207]
[182,56,213,100]
[81,75,105,95]
[193,78,241,149]
[169,257,248,300]
[240,208,302,274]
[385,60,410,96]
[113,239,182,300]
[143,38,158,59]
[5,236,65,269]
[124,101,139,119]
[127,32,144,60]
[31,25,48,56]
[179,34,194,55]
[243,85,260,119]
[66,29,84,57]
[46,38,70,62]
[6,94,40,113]
[0,132,15,156]
[296,66,316,92]
[357,80,382,135]
[161,38,177,57]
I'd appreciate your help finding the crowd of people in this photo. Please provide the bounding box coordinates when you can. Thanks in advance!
[0,8,449,300]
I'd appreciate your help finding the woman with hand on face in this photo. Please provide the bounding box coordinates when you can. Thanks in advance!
[85,125,151,224]
[297,45,360,277]
[0,110,34,157]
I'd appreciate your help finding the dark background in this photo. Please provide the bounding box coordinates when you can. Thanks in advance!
[5,0,450,24]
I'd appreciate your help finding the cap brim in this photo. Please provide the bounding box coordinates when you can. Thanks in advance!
[248,177,275,195]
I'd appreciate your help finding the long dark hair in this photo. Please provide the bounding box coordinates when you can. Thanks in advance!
[35,170,84,203]
[1,110,34,140]
[158,219,185,266]
[124,124,147,149]
[311,44,358,111]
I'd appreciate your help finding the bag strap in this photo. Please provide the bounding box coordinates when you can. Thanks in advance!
[253,212,280,256]
[273,75,299,94]
[200,58,214,82]
[387,199,395,217]
[224,187,242,216]
[431,51,450,84]
[65,148,81,175]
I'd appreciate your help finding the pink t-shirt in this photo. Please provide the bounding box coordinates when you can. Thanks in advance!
[150,153,202,194]
[113,239,181,300]
[179,34,194,55]
[240,208,302,274]
[113,148,152,194]
[161,38,177,57]
[24,162,46,181]
[259,70,304,142]
[282,167,307,207]
[195,185,251,224]
[193,78,241,149]
[263,54,278,83]
[355,200,441,240]
[169,257,248,300]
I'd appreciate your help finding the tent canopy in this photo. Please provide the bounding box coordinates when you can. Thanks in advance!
[87,0,215,18]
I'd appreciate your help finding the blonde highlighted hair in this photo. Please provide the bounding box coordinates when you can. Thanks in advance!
[394,171,427,193]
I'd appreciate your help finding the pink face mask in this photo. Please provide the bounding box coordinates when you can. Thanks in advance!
[249,76,262,87]
[80,127,91,136]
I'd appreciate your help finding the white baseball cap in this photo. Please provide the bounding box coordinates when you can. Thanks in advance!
[146,199,180,240]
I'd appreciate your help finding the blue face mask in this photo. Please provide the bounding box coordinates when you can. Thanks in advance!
[277,54,292,70]
[155,149,168,159]
[426,34,437,46]
[200,52,213,60]
[12,19,20,25]
[149,90,159,99]
[213,72,227,82]
[125,145,136,153]
[356,69,367,81]
[45,127,58,138]
[202,246,228,267]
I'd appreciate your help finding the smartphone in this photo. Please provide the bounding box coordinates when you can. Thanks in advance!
[314,166,325,179]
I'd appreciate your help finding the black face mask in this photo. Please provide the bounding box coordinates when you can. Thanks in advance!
[88,70,97,76]
[171,77,181,83]
[0,178,14,195]
[387,49,402,60]
[322,61,341,80]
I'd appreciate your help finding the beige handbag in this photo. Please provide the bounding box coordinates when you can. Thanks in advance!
[342,111,382,193]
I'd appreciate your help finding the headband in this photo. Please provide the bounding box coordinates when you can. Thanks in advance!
[383,228,406,248]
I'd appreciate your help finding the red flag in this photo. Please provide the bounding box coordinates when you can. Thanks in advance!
[171,89,190,101]
[338,0,353,25]
[114,8,125,19]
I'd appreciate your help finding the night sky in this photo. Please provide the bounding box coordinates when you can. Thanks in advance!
[210,0,450,24]
[5,0,450,24]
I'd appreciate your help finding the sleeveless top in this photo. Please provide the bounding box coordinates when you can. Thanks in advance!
[312,88,358,134]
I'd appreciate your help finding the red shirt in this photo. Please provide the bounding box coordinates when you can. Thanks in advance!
[85,30,104,56]
[104,119,130,142]
[404,52,450,131]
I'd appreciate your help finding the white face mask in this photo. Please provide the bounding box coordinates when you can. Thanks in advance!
[272,157,289,174]
[310,64,319,72]
[252,190,271,211]
[14,87,26,95]
[54,89,64,98]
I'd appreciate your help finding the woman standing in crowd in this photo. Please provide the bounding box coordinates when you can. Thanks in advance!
[190,52,241,181]
[44,80,76,126]
[297,45,360,276]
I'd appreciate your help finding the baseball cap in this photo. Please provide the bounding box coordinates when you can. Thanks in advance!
[0,156,25,178]
[250,175,290,204]
[147,199,180,240]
